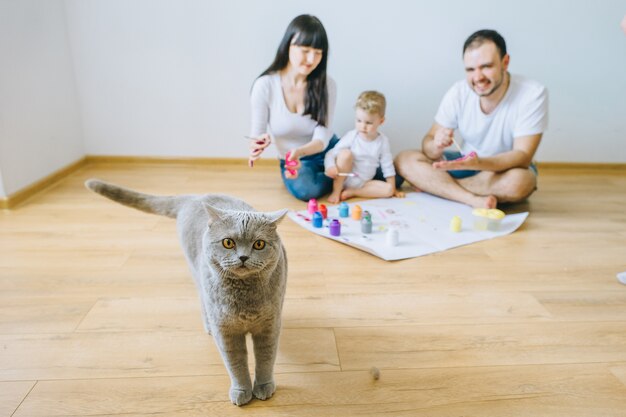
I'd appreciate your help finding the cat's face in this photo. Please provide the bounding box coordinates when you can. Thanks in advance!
[204,206,287,278]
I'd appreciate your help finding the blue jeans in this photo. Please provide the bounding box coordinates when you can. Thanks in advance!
[443,151,538,179]
[279,136,404,201]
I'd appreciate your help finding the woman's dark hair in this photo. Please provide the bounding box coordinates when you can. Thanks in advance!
[463,29,507,58]
[260,15,330,126]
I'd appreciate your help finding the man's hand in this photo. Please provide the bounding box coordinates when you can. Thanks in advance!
[433,151,479,171]
[433,128,454,151]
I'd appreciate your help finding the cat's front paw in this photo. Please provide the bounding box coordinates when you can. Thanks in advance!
[253,380,276,400]
[229,388,253,406]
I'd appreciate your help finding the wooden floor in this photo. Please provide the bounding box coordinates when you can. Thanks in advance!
[1,161,626,417]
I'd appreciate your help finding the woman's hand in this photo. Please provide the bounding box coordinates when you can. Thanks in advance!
[248,134,271,167]
[284,149,302,179]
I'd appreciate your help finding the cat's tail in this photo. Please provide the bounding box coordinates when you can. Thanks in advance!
[85,179,183,219]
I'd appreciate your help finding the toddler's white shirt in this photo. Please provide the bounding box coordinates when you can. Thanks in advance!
[324,129,396,182]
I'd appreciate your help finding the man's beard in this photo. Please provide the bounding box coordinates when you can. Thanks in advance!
[474,71,505,97]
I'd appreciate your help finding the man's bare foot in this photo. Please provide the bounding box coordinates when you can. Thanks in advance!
[472,195,497,209]
[327,191,341,204]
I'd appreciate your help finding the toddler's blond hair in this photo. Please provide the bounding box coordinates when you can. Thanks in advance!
[355,91,386,117]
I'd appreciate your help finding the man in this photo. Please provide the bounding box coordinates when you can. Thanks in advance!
[395,30,548,208]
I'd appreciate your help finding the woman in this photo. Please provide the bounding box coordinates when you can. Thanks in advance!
[249,14,337,201]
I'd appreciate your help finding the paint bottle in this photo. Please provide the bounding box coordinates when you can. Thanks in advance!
[472,208,505,231]
[361,212,372,234]
[329,219,341,236]
[319,204,328,219]
[307,198,318,214]
[312,211,323,228]
[386,226,399,246]
[450,215,462,232]
[339,202,349,218]
[352,204,362,220]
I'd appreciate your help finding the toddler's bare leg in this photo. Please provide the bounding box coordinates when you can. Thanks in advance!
[341,180,393,200]
[328,149,353,203]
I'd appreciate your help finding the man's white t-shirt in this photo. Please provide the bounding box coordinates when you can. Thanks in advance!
[250,73,336,159]
[434,74,548,157]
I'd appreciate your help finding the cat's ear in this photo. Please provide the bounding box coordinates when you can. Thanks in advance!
[203,203,226,225]
[265,209,289,225]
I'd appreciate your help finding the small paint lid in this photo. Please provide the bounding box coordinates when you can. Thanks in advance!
[472,208,505,219]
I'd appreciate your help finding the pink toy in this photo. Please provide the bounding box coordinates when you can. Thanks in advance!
[448,137,478,162]
[307,198,318,214]
[285,151,298,177]
[451,151,478,162]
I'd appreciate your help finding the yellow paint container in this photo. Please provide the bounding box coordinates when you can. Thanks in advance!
[472,208,505,231]
[450,215,462,232]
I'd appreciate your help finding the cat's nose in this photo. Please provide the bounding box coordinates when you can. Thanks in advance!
[239,256,249,264]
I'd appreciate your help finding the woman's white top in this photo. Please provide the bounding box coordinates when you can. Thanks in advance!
[250,73,336,158]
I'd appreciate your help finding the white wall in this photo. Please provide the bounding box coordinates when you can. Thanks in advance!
[0,169,5,198]
[1,0,624,198]
[64,0,626,163]
[0,0,84,198]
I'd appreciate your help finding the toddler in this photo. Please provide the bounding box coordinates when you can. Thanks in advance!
[324,91,404,203]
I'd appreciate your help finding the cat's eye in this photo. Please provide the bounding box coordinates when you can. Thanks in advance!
[253,240,266,250]
[222,238,236,249]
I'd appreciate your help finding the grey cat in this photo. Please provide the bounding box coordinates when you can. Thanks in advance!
[85,179,288,406]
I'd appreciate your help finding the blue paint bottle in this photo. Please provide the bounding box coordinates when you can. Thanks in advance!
[339,202,349,218]
[312,211,323,228]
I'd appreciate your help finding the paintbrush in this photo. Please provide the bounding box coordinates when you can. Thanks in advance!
[450,136,463,153]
